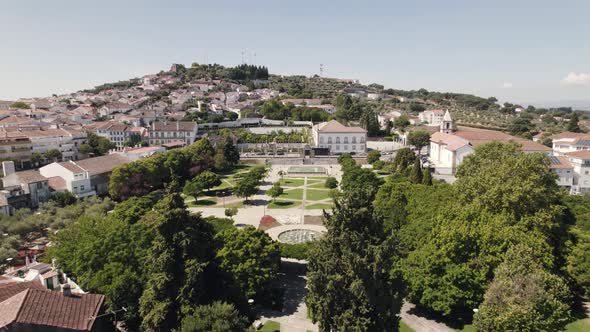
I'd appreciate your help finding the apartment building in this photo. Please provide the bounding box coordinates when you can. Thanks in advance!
[148,121,198,146]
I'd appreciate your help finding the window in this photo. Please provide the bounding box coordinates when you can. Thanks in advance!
[320,137,324,144]
[360,137,365,143]
[336,137,341,144]
[81,185,85,191]
[36,183,42,189]
[352,145,356,150]
[73,186,78,192]
[336,145,340,150]
[352,137,357,143]
[344,145,348,150]
[344,137,349,144]
[328,137,333,144]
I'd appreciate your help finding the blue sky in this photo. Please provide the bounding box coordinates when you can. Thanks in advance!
[1,0,589,106]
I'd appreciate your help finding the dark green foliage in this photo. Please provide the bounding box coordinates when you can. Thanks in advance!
[266,182,283,201]
[10,101,30,109]
[279,242,313,260]
[234,167,266,201]
[393,115,411,131]
[367,150,381,164]
[407,130,431,153]
[325,177,338,189]
[568,112,581,132]
[392,148,415,172]
[359,109,381,136]
[180,301,249,332]
[307,166,404,331]
[508,117,534,137]
[139,192,216,331]
[474,245,571,331]
[409,158,423,184]
[86,132,115,156]
[215,226,280,299]
[422,168,432,185]
[48,191,77,207]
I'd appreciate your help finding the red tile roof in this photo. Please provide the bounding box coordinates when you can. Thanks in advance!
[0,283,104,331]
[315,120,366,133]
[565,150,590,159]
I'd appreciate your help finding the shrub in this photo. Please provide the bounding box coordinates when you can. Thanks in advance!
[279,242,313,260]
[325,177,338,189]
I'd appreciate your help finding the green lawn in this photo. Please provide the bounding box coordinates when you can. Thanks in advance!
[280,178,305,187]
[305,202,333,210]
[456,324,476,332]
[306,177,328,184]
[212,201,244,209]
[565,318,590,332]
[186,198,217,207]
[260,320,280,332]
[280,188,304,200]
[268,200,301,209]
[306,189,331,201]
[400,321,415,332]
[307,181,328,189]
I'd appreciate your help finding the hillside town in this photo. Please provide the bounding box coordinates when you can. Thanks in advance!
[1,47,590,332]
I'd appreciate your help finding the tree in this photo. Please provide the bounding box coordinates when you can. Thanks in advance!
[422,168,433,185]
[367,150,381,164]
[48,191,77,207]
[455,142,559,219]
[508,117,534,137]
[407,130,431,154]
[215,226,280,298]
[409,158,423,184]
[183,178,204,201]
[44,149,62,162]
[180,301,248,332]
[234,176,259,203]
[195,170,221,192]
[10,101,30,109]
[266,182,283,202]
[359,109,381,136]
[29,152,42,166]
[220,135,240,166]
[139,192,216,331]
[393,115,410,132]
[325,177,338,189]
[224,207,238,219]
[474,245,571,331]
[307,173,404,331]
[392,148,415,172]
[568,112,582,133]
[78,144,93,155]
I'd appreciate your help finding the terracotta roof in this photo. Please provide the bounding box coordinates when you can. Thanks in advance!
[454,126,551,152]
[47,176,67,191]
[549,156,573,169]
[565,150,590,159]
[5,170,47,184]
[551,132,590,140]
[152,121,197,132]
[161,140,186,148]
[75,154,130,176]
[57,161,86,174]
[431,132,471,151]
[315,120,366,133]
[0,282,44,303]
[0,286,104,331]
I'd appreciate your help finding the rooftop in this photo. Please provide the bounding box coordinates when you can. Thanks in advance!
[315,120,366,134]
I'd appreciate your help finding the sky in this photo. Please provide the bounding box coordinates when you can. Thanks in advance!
[1,0,589,106]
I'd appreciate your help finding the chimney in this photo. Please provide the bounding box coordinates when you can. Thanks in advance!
[2,161,15,177]
[62,284,72,297]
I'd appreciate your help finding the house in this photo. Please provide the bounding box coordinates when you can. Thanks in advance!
[418,109,445,126]
[564,151,590,194]
[0,281,107,331]
[377,110,403,129]
[551,132,590,156]
[148,121,198,146]
[549,156,574,190]
[99,101,131,118]
[1,162,50,211]
[429,111,551,175]
[0,127,88,161]
[39,154,130,197]
[95,122,144,147]
[311,120,367,154]
[112,146,166,161]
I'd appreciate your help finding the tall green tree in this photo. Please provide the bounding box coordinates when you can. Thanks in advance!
[195,170,221,192]
[409,158,423,184]
[180,301,248,332]
[307,166,404,331]
[139,191,216,331]
[266,182,283,202]
[568,112,581,133]
[474,245,571,331]
[407,130,431,153]
[215,226,280,299]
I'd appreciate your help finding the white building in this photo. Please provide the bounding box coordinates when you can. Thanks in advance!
[551,132,590,156]
[419,109,446,126]
[311,120,367,154]
[429,111,551,175]
[148,121,198,146]
[549,156,574,190]
[563,151,590,194]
